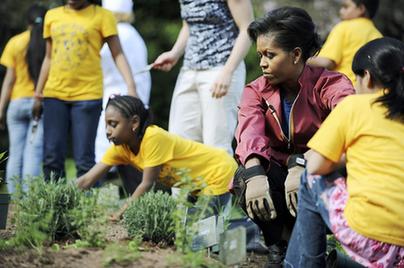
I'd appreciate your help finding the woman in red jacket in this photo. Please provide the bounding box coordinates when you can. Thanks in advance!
[233,7,355,267]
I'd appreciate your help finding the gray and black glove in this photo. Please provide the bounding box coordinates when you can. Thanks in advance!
[284,154,306,217]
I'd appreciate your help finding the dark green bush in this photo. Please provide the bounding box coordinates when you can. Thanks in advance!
[123,191,176,244]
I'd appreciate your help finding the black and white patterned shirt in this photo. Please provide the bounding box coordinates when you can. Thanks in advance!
[180,0,239,69]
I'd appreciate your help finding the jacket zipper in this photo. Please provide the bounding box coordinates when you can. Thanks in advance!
[288,91,301,151]
[266,101,290,149]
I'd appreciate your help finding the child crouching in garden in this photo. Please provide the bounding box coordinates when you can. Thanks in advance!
[77,95,237,221]
[285,37,404,267]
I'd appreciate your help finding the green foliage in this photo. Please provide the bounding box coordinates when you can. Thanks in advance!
[102,239,141,267]
[3,177,107,250]
[123,190,176,244]
[172,169,211,254]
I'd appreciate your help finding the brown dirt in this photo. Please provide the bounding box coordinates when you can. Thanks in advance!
[0,206,267,268]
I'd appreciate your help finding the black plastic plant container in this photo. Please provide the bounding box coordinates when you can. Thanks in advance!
[0,182,10,229]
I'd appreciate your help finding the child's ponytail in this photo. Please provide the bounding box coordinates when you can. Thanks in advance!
[26,4,47,86]
[352,37,404,122]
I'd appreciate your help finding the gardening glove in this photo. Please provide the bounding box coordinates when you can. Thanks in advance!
[244,166,277,222]
[285,154,306,217]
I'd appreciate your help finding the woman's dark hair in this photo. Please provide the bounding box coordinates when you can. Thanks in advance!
[352,0,379,19]
[247,6,321,62]
[26,4,47,85]
[106,95,152,138]
[352,37,404,121]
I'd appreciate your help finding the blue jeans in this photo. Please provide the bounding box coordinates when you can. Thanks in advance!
[6,98,43,193]
[42,98,102,180]
[284,171,336,268]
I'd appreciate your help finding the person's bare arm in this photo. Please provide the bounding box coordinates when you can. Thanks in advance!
[77,162,112,189]
[106,35,137,97]
[0,68,15,129]
[211,0,254,98]
[32,39,52,120]
[152,21,189,72]
[111,165,162,220]
[306,150,339,175]
[307,56,336,70]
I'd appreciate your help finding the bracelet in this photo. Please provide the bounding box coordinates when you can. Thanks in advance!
[34,92,43,100]
[287,154,306,168]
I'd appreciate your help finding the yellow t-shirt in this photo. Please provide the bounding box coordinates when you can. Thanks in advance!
[308,94,404,246]
[0,31,35,100]
[43,5,117,101]
[318,18,382,83]
[101,125,237,196]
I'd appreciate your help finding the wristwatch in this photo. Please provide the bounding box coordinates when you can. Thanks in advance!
[287,154,306,168]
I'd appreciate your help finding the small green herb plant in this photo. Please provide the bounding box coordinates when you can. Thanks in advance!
[171,169,212,254]
[123,190,176,244]
[2,176,107,250]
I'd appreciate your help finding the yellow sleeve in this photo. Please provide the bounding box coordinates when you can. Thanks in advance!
[101,145,129,166]
[142,129,175,168]
[43,10,52,39]
[308,97,353,162]
[0,38,16,68]
[101,8,118,38]
[318,22,345,65]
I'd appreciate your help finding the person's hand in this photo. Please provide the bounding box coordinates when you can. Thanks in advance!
[245,174,277,221]
[285,154,306,217]
[32,98,43,121]
[211,68,232,98]
[108,212,122,222]
[76,176,88,190]
[153,51,180,72]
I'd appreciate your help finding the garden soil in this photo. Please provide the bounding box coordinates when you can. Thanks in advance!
[0,205,267,268]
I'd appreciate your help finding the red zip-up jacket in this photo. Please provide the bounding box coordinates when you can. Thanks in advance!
[235,65,355,167]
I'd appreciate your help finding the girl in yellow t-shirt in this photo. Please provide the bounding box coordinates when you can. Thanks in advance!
[285,37,404,267]
[77,95,237,221]
[32,0,138,181]
[0,4,47,193]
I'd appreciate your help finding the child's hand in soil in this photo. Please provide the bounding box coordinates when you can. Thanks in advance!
[108,213,121,222]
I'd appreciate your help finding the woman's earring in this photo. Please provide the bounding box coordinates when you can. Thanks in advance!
[294,60,298,64]
[132,128,136,132]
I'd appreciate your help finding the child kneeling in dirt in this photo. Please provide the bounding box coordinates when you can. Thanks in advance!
[77,95,237,221]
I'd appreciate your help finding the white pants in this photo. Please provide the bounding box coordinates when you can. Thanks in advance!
[169,63,246,154]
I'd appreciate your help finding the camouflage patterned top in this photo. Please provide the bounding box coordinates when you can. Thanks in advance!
[180,0,239,69]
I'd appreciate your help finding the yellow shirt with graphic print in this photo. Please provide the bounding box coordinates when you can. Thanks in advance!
[43,5,117,101]
[0,31,35,100]
[308,94,404,246]
[318,18,382,83]
[101,125,237,196]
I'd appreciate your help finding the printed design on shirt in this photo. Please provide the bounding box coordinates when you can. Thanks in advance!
[159,165,180,187]
[51,23,90,72]
[180,0,238,69]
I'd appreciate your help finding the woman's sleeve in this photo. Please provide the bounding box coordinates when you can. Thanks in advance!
[235,84,271,166]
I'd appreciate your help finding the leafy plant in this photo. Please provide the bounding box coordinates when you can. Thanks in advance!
[123,190,176,244]
[102,240,141,267]
[4,177,107,250]
[172,169,212,254]
[0,151,7,185]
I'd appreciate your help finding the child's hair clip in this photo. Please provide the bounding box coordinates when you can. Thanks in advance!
[109,93,121,100]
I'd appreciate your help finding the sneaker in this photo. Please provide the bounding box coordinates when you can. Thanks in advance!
[266,241,287,268]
